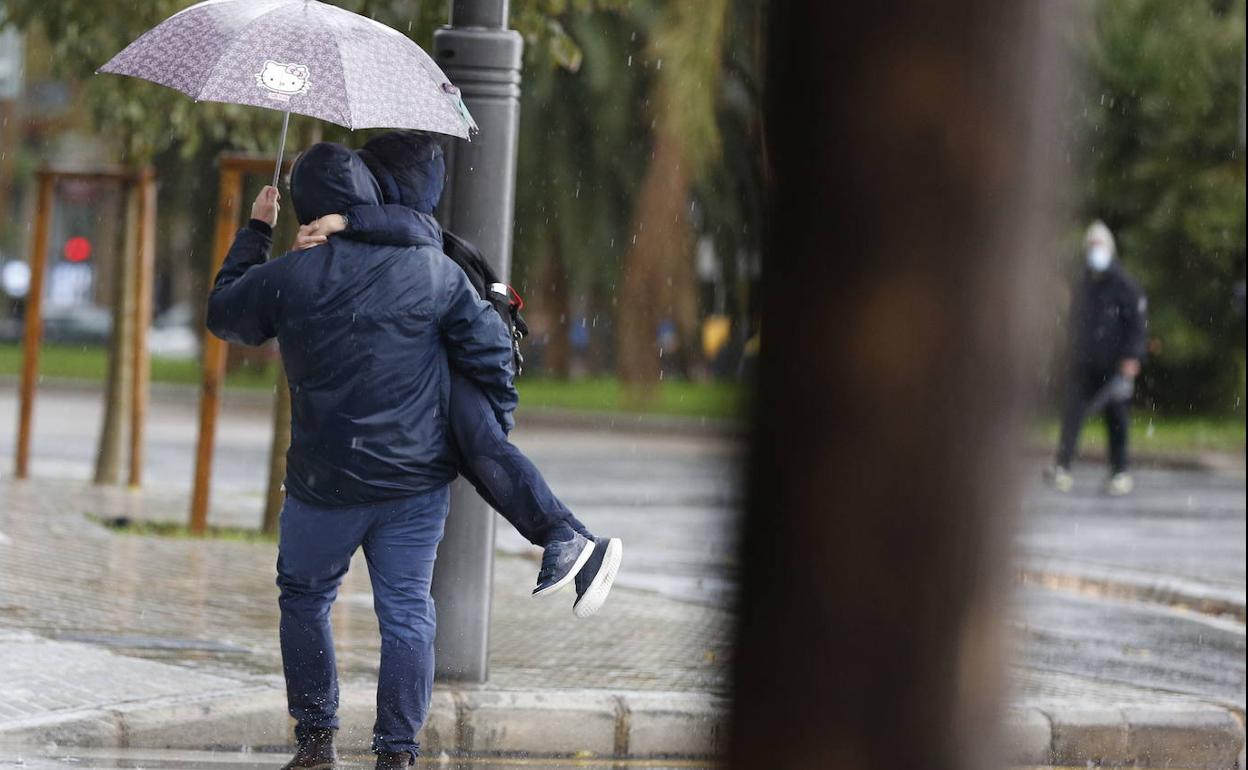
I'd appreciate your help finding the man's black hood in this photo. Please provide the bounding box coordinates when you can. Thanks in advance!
[356,130,446,214]
[291,142,383,225]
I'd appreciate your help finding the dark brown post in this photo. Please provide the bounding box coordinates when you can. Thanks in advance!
[727,3,1066,769]
[189,164,243,534]
[14,171,54,479]
[128,167,157,488]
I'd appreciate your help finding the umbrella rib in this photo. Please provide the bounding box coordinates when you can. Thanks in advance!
[329,28,354,130]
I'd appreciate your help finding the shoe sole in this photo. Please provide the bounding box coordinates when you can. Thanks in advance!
[532,539,597,598]
[574,538,623,618]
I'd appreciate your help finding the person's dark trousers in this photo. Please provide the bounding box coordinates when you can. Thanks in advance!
[277,487,450,762]
[447,369,589,545]
[1056,366,1130,473]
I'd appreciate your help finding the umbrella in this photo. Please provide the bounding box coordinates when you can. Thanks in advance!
[99,0,476,186]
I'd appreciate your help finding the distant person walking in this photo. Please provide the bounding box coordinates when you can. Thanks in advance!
[1046,220,1148,496]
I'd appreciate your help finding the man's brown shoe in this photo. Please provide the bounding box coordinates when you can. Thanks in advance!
[374,751,413,769]
[281,728,337,769]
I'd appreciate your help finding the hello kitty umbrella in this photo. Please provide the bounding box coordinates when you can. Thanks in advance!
[98,0,477,186]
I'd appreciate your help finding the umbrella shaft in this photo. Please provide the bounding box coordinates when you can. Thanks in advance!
[273,109,291,189]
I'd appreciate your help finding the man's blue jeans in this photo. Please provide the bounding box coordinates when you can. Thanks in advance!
[277,488,449,760]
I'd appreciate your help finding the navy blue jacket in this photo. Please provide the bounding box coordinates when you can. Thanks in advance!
[205,142,517,506]
[1069,262,1149,372]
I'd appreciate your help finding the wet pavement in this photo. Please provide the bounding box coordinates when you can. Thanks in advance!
[0,383,1244,738]
[1012,466,1246,712]
[0,384,741,609]
[1017,466,1246,590]
[0,748,714,769]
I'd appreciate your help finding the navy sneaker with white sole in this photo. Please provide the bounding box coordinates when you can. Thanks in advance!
[573,537,623,618]
[532,532,596,597]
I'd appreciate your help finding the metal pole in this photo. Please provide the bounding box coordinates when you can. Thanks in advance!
[430,0,523,684]
[273,109,291,189]
[449,0,509,28]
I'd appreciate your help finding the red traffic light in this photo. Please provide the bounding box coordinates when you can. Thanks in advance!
[64,236,92,263]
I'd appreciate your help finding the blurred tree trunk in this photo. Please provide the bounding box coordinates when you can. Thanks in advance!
[727,2,1066,770]
[616,128,690,401]
[615,0,729,401]
[542,227,572,379]
[94,186,138,485]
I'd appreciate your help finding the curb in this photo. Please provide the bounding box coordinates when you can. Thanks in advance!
[1010,703,1246,770]
[0,684,728,760]
[4,686,1243,767]
[514,407,744,439]
[1021,442,1246,475]
[1018,559,1248,622]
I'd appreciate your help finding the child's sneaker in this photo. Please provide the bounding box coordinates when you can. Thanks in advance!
[532,531,595,597]
[573,537,623,618]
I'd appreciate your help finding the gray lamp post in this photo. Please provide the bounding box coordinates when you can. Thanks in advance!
[430,0,524,683]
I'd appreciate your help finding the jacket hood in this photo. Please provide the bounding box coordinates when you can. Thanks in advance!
[291,142,383,225]
[357,131,446,214]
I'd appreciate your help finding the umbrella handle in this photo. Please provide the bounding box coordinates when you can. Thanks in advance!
[273,109,292,189]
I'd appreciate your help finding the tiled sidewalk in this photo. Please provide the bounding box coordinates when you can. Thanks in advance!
[0,477,731,712]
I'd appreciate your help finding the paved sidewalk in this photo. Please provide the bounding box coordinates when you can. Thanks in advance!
[0,476,729,759]
[2,467,1245,767]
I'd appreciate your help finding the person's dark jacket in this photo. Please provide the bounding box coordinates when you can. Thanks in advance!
[205,142,517,506]
[332,131,523,428]
[1069,262,1149,372]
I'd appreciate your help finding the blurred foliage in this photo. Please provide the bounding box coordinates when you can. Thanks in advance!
[1081,0,1246,412]
[1,0,764,386]
[513,9,652,316]
[0,0,624,160]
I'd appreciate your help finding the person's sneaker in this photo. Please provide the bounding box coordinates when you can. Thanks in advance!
[374,751,413,769]
[1105,472,1134,496]
[532,531,595,597]
[281,728,337,770]
[1043,465,1074,493]
[573,537,623,618]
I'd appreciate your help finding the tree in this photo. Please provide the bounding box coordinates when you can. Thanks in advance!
[614,0,730,400]
[513,8,651,378]
[1081,0,1246,412]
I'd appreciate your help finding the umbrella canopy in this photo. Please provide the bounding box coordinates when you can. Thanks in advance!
[98,0,474,138]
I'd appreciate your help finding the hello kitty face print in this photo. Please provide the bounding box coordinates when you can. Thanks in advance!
[256,60,311,101]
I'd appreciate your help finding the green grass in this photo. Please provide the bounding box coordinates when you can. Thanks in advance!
[1033,414,1246,454]
[11,344,1239,439]
[516,377,744,420]
[1,342,745,419]
[0,342,276,389]
[86,512,277,542]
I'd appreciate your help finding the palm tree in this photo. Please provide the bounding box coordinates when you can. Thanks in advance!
[513,9,652,378]
[615,0,730,400]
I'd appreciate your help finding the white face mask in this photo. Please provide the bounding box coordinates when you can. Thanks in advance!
[1086,244,1112,272]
